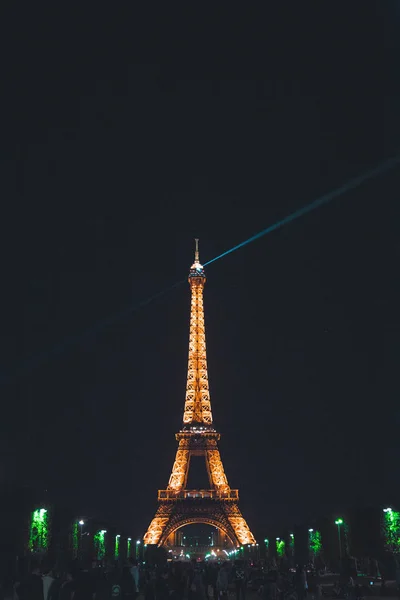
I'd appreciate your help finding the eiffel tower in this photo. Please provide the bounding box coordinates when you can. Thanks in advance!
[143,241,256,548]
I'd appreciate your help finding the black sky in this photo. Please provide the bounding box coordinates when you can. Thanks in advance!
[1,3,400,536]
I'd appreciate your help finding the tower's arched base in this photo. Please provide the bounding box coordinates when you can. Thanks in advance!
[165,522,234,549]
[144,497,255,547]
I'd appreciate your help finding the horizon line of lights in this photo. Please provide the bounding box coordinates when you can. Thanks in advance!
[31,511,143,560]
[34,510,400,560]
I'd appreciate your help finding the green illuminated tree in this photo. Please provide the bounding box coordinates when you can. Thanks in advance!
[383,508,400,553]
[308,529,322,557]
[94,530,107,560]
[72,522,79,559]
[276,538,285,557]
[29,508,49,553]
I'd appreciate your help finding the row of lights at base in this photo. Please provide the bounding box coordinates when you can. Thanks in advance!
[79,508,395,546]
[77,520,143,543]
[264,510,394,546]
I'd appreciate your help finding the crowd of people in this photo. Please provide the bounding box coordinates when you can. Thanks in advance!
[8,557,315,600]
[9,558,139,600]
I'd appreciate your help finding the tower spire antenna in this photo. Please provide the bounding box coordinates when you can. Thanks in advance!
[194,238,200,263]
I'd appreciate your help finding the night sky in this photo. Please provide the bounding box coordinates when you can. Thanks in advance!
[1,4,400,537]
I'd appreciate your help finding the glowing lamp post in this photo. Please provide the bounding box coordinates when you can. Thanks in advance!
[264,538,269,559]
[127,537,132,558]
[79,520,84,541]
[115,534,121,559]
[335,519,343,559]
[136,540,140,560]
[78,520,84,558]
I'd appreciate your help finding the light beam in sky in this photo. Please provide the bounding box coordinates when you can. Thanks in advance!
[204,153,400,267]
[4,152,399,381]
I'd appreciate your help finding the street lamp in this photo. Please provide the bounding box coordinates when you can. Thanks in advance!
[136,539,141,560]
[335,519,343,560]
[115,534,121,559]
[78,520,85,558]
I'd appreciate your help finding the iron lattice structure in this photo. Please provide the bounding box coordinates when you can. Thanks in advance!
[143,241,256,547]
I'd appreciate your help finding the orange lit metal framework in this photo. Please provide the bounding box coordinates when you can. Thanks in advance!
[143,241,256,547]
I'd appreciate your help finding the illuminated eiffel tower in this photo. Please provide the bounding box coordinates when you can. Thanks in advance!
[143,241,256,548]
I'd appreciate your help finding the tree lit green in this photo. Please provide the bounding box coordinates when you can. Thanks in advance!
[383,508,400,553]
[115,534,120,559]
[276,538,285,557]
[94,529,107,560]
[72,522,79,558]
[308,529,322,556]
[29,508,49,553]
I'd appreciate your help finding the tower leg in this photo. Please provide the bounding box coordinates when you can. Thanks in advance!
[167,441,190,492]
[143,504,174,545]
[225,503,256,545]
[206,447,230,493]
